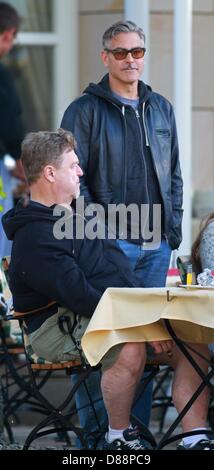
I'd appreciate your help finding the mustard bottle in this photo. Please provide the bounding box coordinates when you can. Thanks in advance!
[186,264,193,285]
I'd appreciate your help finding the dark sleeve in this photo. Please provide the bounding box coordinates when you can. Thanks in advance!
[61,98,95,203]
[0,65,23,160]
[19,238,102,318]
[168,106,183,249]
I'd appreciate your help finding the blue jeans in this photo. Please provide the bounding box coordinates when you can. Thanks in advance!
[72,368,107,449]
[117,238,171,425]
[117,239,171,288]
[73,238,171,448]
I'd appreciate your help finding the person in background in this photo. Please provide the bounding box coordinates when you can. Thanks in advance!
[191,212,214,276]
[191,212,214,357]
[61,20,183,437]
[0,2,25,259]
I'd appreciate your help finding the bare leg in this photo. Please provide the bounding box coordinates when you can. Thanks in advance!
[171,343,210,431]
[101,342,146,429]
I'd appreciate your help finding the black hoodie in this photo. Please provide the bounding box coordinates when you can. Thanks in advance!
[2,200,136,332]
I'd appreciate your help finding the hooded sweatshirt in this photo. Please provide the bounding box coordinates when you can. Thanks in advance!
[2,200,136,333]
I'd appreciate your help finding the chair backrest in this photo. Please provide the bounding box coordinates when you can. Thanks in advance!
[0,257,22,346]
[1,257,82,369]
[1,257,11,301]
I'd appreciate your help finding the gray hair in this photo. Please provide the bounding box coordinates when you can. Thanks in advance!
[102,20,145,48]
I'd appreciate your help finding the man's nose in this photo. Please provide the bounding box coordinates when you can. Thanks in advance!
[78,165,83,176]
[126,52,134,62]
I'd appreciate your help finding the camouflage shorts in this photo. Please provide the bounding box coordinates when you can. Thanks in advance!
[29,307,89,363]
[29,306,154,368]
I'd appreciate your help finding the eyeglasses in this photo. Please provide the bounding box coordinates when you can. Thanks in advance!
[104,47,146,61]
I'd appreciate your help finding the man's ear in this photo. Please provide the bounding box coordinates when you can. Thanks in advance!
[44,165,55,182]
[101,50,109,69]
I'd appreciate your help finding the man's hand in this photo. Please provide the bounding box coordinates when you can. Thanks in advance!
[149,340,173,355]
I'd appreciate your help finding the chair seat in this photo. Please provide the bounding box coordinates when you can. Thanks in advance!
[31,359,82,370]
[0,346,24,355]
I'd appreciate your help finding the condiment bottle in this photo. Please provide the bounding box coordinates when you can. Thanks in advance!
[186,264,193,285]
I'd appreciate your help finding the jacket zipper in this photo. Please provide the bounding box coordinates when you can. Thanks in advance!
[142,102,149,147]
[135,107,150,237]
[111,102,127,203]
[121,105,127,203]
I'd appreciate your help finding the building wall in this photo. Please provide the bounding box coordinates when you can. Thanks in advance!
[79,0,214,193]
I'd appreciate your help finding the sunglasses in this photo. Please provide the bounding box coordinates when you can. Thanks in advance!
[105,47,146,61]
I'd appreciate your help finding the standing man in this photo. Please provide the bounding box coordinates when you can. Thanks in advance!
[61,20,183,433]
[0,2,24,258]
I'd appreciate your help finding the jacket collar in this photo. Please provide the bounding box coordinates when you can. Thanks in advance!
[84,74,152,107]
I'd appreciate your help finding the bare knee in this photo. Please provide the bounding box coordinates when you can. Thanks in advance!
[171,343,210,371]
[115,342,146,375]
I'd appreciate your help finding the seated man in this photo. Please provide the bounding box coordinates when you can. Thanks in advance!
[2,129,213,450]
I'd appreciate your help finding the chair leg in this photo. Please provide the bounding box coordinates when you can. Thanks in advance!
[23,410,88,449]
[208,397,214,431]
[3,418,14,443]
[152,366,173,434]
[21,364,106,450]
[1,359,52,433]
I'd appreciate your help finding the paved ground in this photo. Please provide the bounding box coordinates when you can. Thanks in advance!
[0,406,181,450]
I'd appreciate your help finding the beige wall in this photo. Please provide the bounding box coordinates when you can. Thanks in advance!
[79,0,214,194]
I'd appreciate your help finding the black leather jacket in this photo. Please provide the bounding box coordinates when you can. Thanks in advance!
[61,75,183,250]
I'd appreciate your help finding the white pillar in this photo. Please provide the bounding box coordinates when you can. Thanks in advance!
[174,0,192,255]
[124,0,150,83]
[53,0,78,128]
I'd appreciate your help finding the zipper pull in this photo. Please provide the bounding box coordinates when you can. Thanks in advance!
[142,102,149,147]
[135,109,140,118]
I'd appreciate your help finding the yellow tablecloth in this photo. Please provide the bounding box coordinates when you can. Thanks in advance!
[81,286,214,366]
